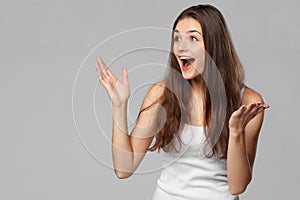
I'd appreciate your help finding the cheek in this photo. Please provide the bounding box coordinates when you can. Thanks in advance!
[190,45,205,58]
[198,44,206,58]
[201,44,206,58]
[172,44,179,54]
[200,48,206,59]
[193,46,206,72]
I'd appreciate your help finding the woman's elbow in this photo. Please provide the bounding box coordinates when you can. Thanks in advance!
[229,174,252,195]
[229,185,247,195]
[114,170,133,179]
[229,179,251,195]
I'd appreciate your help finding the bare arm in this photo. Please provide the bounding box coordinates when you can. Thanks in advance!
[227,87,270,195]
[111,85,165,179]
[95,56,165,179]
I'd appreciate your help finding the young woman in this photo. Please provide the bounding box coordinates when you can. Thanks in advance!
[95,4,269,200]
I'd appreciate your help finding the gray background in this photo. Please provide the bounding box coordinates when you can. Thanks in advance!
[1,0,299,199]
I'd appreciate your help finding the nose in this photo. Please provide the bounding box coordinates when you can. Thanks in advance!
[177,40,188,52]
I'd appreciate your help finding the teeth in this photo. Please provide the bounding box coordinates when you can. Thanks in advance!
[180,56,192,60]
[180,57,195,67]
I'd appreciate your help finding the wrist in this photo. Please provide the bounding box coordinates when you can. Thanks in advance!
[112,102,128,134]
[229,128,245,138]
[229,130,246,147]
[112,101,128,109]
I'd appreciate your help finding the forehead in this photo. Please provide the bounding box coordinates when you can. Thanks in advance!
[174,17,203,33]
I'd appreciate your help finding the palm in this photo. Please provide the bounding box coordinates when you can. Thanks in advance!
[108,79,130,106]
[95,56,130,106]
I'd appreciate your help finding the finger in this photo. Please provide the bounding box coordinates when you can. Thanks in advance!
[231,105,246,118]
[246,102,265,119]
[103,69,119,90]
[99,76,113,92]
[96,57,117,82]
[243,102,257,116]
[252,102,269,112]
[95,59,101,71]
[96,56,107,71]
[95,60,104,80]
[96,58,111,81]
[253,102,262,112]
[249,106,261,119]
[122,68,128,85]
[95,60,100,72]
[252,103,270,116]
[238,105,246,114]
[105,67,117,82]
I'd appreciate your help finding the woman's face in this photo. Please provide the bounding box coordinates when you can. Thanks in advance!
[173,17,206,80]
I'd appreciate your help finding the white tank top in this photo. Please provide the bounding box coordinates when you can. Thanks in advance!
[152,86,245,200]
[152,124,239,200]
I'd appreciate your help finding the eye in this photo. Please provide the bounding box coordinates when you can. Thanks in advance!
[174,35,181,42]
[191,36,198,42]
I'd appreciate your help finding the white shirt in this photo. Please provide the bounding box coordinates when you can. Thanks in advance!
[152,124,239,200]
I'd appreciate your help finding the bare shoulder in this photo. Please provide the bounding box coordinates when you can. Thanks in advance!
[242,86,265,105]
[141,80,166,109]
[147,80,166,97]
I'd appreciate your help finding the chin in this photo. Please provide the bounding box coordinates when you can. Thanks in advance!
[181,69,202,80]
[182,73,200,80]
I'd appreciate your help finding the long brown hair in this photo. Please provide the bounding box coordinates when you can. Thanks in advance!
[146,4,244,159]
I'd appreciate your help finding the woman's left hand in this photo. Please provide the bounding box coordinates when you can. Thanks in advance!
[229,102,270,135]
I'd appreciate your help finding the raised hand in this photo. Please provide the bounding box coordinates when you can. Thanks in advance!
[95,56,130,107]
[229,102,270,134]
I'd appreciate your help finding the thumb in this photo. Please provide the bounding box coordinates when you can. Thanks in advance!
[122,68,128,84]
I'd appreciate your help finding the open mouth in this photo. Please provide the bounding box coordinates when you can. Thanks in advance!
[180,57,195,70]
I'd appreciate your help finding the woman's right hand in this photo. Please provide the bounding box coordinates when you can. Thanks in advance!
[95,56,130,107]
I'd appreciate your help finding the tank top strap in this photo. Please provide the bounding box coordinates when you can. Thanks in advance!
[240,85,245,101]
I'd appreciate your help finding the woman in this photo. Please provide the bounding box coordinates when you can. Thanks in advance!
[95,4,269,200]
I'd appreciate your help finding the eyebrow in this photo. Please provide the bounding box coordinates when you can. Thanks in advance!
[174,29,202,35]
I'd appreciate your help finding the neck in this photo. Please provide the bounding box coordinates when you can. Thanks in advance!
[188,76,205,126]
[190,75,204,96]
